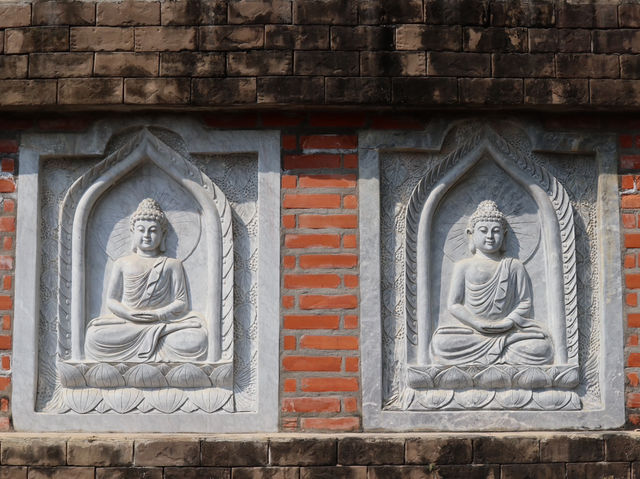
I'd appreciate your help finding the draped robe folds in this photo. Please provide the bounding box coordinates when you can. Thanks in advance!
[85,256,207,362]
[430,257,554,365]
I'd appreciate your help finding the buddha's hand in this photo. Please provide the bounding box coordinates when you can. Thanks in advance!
[131,310,162,322]
[476,317,514,334]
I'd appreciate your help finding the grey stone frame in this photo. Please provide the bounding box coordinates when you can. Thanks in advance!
[359,119,625,431]
[13,117,280,432]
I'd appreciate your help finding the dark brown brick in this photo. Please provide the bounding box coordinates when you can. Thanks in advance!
[95,52,159,77]
[228,51,292,75]
[165,468,230,479]
[300,466,365,479]
[67,439,133,467]
[5,27,69,54]
[229,1,292,24]
[28,468,93,479]
[605,434,640,461]
[29,53,93,78]
[135,26,197,51]
[396,25,461,51]
[393,77,457,104]
[528,29,590,53]
[134,439,200,466]
[125,78,190,104]
[490,1,554,27]
[566,462,629,478]
[0,466,27,479]
[502,464,564,479]
[464,27,526,52]
[428,52,489,77]
[556,54,619,79]
[424,0,489,26]
[294,51,358,76]
[266,26,329,49]
[0,80,57,106]
[591,79,640,106]
[622,55,640,79]
[540,436,603,462]
[96,468,162,479]
[459,78,522,104]
[161,52,225,77]
[71,27,134,51]
[58,78,123,105]
[358,0,423,24]
[0,56,28,80]
[524,79,588,105]
[473,437,539,464]
[0,4,31,28]
[331,26,393,50]
[193,77,256,104]
[621,4,640,28]
[594,30,640,54]
[337,438,404,466]
[293,0,357,25]
[492,53,554,78]
[97,1,160,26]
[33,1,95,25]
[270,439,336,466]
[257,76,324,103]
[161,0,226,25]
[361,52,425,76]
[405,438,472,465]
[1,439,66,466]
[232,468,298,479]
[201,26,264,50]
[325,77,390,103]
[557,4,617,28]
[202,440,267,467]
[369,465,499,479]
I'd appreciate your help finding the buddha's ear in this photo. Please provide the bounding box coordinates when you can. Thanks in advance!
[468,235,476,254]
[131,236,137,253]
[500,229,508,253]
[160,232,167,253]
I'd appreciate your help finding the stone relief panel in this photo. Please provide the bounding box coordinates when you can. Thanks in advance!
[360,119,623,430]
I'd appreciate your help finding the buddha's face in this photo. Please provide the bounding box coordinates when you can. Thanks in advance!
[133,219,163,253]
[472,220,504,254]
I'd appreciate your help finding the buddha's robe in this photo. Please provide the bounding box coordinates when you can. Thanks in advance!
[85,256,207,362]
[431,258,553,365]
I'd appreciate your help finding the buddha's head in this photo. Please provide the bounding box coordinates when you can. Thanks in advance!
[130,198,168,255]
[466,200,507,255]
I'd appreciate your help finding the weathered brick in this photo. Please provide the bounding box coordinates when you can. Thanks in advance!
[258,77,324,103]
[369,465,498,479]
[524,79,588,105]
[360,52,425,76]
[405,437,472,465]
[591,79,640,106]
[621,4,640,28]
[135,27,196,51]
[95,52,159,77]
[459,78,522,104]
[557,3,617,28]
[331,26,393,50]
[282,397,341,413]
[71,27,134,51]
[298,215,357,229]
[160,52,224,77]
[566,462,629,478]
[622,55,640,80]
[0,80,56,106]
[228,51,292,76]
[424,0,488,26]
[67,439,133,467]
[29,53,93,78]
[0,4,31,28]
[5,27,69,54]
[556,54,619,79]
[58,78,123,105]
[393,77,457,104]
[284,193,341,208]
[134,439,200,466]
[528,28,590,53]
[165,468,229,479]
[270,439,336,466]
[300,466,365,479]
[232,468,298,479]
[428,52,489,77]
[96,468,162,479]
[0,466,27,479]
[464,26,526,52]
[200,26,264,50]
[301,417,359,431]
[338,438,404,465]
[193,78,256,104]
[97,1,160,26]
[396,25,461,51]
[229,1,291,24]
[594,30,640,54]
[294,0,357,25]
[295,51,358,76]
[283,355,341,371]
[28,468,94,479]
[161,0,226,25]
[1,439,66,466]
[492,53,554,78]
[473,437,539,463]
[33,1,95,26]
[125,78,190,104]
[358,0,422,24]
[605,434,640,461]
[540,435,603,462]
[201,440,267,467]
[502,464,564,479]
[490,1,554,27]
[266,26,329,49]
[0,56,27,80]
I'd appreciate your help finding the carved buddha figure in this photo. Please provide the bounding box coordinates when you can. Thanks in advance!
[84,198,208,362]
[430,200,554,365]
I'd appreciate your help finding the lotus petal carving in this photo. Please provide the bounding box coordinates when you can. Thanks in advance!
[532,390,574,410]
[95,401,111,413]
[435,367,473,389]
[137,399,153,413]
[513,368,551,389]
[415,389,454,409]
[407,366,434,388]
[102,388,143,413]
[210,363,233,388]
[190,387,233,413]
[553,366,579,389]
[63,388,102,414]
[166,364,211,388]
[85,363,126,388]
[495,389,532,408]
[180,399,199,413]
[146,388,186,413]
[124,364,168,388]
[455,389,495,409]
[473,366,511,389]
[58,362,87,388]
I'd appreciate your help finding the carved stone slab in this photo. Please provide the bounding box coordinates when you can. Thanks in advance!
[13,118,280,432]
[359,119,624,430]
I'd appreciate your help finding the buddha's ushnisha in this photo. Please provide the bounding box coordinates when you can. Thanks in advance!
[85,198,207,362]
